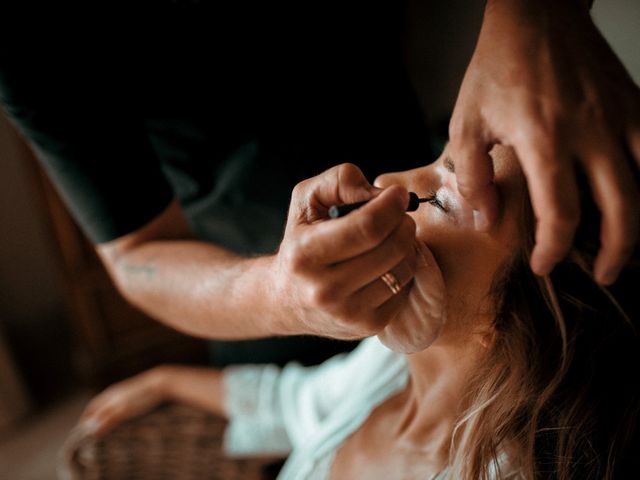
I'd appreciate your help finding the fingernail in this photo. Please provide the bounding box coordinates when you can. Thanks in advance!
[473,210,489,232]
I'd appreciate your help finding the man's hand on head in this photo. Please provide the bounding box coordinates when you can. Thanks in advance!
[448,0,640,285]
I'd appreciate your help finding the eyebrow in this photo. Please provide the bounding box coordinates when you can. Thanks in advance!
[444,156,455,173]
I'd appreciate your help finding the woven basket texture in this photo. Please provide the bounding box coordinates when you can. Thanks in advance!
[58,403,282,480]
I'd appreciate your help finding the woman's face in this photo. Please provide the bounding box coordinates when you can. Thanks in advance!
[375,145,526,341]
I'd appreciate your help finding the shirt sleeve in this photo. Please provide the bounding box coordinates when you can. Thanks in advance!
[221,337,405,456]
[0,53,174,244]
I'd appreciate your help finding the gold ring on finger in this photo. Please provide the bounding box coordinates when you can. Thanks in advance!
[380,271,402,295]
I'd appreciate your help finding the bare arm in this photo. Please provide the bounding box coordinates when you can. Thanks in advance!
[79,365,227,437]
[160,365,227,417]
[96,200,283,339]
[96,164,432,342]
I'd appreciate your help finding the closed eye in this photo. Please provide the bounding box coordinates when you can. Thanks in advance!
[425,190,449,213]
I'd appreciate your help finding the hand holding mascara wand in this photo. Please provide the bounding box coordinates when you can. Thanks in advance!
[327,188,447,354]
[328,192,434,218]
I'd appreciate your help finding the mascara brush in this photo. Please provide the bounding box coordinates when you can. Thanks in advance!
[328,192,430,219]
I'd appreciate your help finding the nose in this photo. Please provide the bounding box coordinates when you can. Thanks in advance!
[374,171,409,190]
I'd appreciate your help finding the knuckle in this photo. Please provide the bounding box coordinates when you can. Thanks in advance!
[352,316,381,337]
[336,163,367,187]
[456,180,483,199]
[284,245,308,274]
[337,162,360,177]
[530,122,563,144]
[356,213,386,245]
[544,206,580,231]
[456,179,493,203]
[291,179,311,199]
[521,129,563,162]
[448,117,468,144]
[307,283,338,308]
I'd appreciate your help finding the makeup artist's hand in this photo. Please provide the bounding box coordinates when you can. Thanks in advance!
[272,164,418,340]
[378,241,446,353]
[449,0,640,285]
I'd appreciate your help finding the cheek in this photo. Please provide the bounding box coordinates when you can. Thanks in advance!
[413,213,503,306]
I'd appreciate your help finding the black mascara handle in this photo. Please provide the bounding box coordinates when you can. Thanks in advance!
[328,192,421,219]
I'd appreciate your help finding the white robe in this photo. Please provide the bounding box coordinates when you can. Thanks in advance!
[222,337,514,479]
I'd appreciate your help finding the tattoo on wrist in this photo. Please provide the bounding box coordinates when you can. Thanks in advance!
[122,263,157,280]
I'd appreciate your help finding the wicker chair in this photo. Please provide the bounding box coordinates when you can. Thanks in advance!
[58,403,284,480]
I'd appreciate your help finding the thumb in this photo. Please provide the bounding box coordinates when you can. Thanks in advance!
[289,163,382,224]
[325,162,381,206]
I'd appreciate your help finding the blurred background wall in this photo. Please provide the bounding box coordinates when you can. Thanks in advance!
[0,111,73,408]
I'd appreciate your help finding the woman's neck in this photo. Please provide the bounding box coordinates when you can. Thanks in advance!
[391,335,487,463]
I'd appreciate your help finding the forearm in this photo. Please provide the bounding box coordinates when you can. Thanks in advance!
[100,239,292,339]
[159,366,229,418]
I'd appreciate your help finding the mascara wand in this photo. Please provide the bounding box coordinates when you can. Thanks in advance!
[328,192,430,219]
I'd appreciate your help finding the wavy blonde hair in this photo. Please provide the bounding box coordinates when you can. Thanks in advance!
[446,171,640,479]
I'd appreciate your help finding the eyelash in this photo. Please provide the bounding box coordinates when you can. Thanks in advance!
[425,190,448,213]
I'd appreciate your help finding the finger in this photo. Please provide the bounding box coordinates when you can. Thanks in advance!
[326,215,416,295]
[290,163,380,223]
[368,287,412,334]
[352,256,416,310]
[292,185,409,265]
[516,141,580,276]
[448,136,499,231]
[585,145,640,285]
